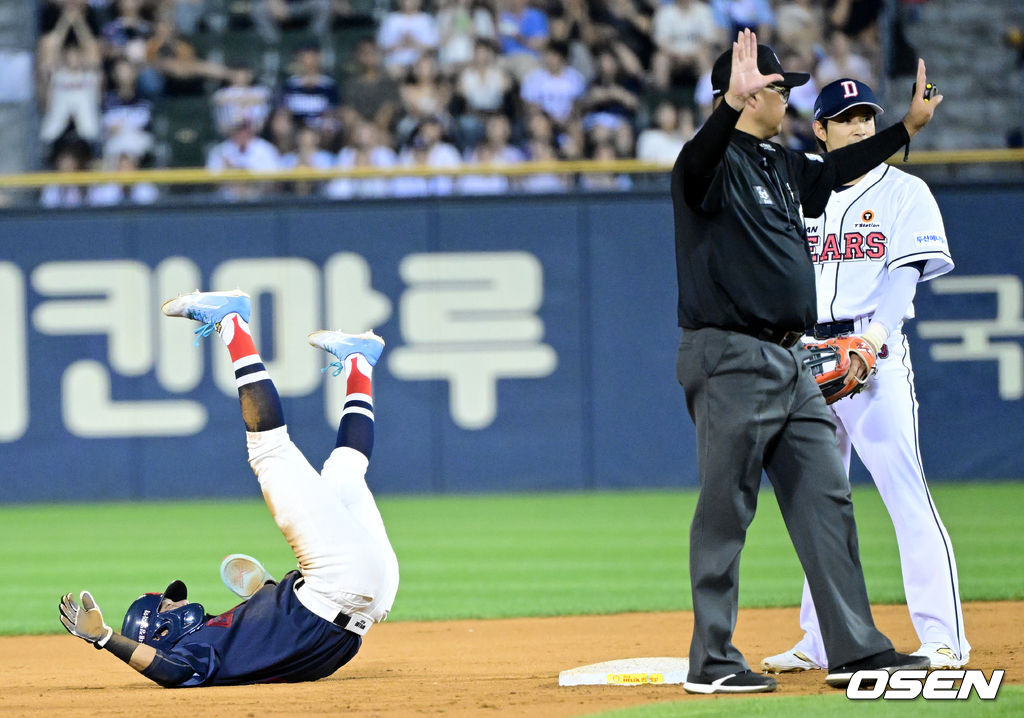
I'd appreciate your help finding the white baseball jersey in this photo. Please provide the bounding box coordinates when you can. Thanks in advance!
[804,163,954,324]
[791,163,970,668]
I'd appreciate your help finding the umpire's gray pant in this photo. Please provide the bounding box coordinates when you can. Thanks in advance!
[676,327,892,680]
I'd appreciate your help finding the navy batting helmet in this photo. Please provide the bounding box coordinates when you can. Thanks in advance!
[122,579,206,647]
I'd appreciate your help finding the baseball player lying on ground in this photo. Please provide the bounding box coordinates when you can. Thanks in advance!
[59,289,400,687]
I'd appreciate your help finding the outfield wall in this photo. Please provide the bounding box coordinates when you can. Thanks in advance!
[1,186,1021,502]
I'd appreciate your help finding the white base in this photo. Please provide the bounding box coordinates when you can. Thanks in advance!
[558,657,689,686]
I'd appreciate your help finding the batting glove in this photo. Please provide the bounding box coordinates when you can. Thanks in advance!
[59,591,114,649]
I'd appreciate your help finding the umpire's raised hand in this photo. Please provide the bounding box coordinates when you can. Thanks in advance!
[903,58,944,137]
[59,591,114,648]
[723,29,784,111]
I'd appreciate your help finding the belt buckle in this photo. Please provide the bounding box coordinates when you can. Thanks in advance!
[780,331,801,349]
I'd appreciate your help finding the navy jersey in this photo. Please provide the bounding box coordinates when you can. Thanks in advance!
[163,571,360,686]
[280,75,340,127]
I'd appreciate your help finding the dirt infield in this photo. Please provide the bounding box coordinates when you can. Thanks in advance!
[4,601,1019,717]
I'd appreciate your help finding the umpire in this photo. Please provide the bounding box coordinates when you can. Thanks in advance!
[674,30,938,693]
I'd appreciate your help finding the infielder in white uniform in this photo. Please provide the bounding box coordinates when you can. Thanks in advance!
[761,78,970,673]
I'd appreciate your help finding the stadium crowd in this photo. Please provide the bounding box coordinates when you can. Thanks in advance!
[35,0,896,204]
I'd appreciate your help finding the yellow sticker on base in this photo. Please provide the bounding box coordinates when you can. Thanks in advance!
[607,673,665,684]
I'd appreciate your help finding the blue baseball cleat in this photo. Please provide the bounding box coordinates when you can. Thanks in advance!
[162,289,251,342]
[308,330,385,375]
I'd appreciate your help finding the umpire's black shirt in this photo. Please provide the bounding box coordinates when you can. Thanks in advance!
[671,101,911,333]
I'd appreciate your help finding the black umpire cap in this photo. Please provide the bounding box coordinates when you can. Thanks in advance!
[813,78,885,122]
[710,44,810,98]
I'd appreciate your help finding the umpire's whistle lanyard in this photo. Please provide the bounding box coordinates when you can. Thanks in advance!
[758,151,797,230]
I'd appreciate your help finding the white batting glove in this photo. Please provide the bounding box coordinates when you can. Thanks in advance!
[59,591,114,648]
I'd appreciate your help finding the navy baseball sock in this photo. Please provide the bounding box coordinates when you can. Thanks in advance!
[221,313,284,433]
[335,354,374,459]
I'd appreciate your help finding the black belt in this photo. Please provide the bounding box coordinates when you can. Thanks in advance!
[294,577,364,632]
[812,319,855,339]
[732,324,803,348]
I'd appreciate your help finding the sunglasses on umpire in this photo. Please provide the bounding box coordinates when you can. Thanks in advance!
[765,84,791,102]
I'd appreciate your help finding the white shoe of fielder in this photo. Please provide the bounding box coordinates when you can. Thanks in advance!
[220,553,275,599]
[761,647,823,673]
[911,642,969,669]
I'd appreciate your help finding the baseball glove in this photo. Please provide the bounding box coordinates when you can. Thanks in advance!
[803,335,878,404]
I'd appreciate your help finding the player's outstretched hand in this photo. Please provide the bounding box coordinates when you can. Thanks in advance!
[59,591,114,647]
[723,29,783,111]
[903,58,943,137]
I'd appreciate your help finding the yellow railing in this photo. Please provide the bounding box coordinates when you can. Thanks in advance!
[0,149,1021,188]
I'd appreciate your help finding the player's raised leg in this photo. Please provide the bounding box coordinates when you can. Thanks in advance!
[307,329,399,626]
[161,289,283,433]
[162,289,325,565]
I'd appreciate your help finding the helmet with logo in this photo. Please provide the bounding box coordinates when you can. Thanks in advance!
[121,580,206,647]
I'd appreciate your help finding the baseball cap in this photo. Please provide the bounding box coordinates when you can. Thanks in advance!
[813,78,884,121]
[710,44,810,98]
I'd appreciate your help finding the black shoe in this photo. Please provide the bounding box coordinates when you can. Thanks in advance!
[825,649,931,688]
[683,670,778,694]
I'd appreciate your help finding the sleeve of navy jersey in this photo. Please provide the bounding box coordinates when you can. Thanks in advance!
[162,571,361,687]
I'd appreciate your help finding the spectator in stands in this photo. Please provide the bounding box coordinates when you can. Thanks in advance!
[520,41,586,130]
[827,0,882,55]
[580,139,631,191]
[88,150,160,206]
[212,65,273,137]
[40,0,101,37]
[101,58,154,162]
[709,0,775,40]
[207,118,282,200]
[144,11,229,96]
[635,99,692,162]
[172,0,227,37]
[781,51,817,116]
[39,2,104,146]
[264,106,297,155]
[496,0,549,80]
[396,53,453,146]
[545,0,599,80]
[279,42,342,146]
[436,0,497,75]
[815,29,874,87]
[280,124,334,195]
[252,0,333,45]
[100,0,152,68]
[458,112,524,194]
[521,135,566,193]
[280,124,335,169]
[454,39,512,149]
[393,116,461,196]
[650,0,721,95]
[776,103,816,151]
[40,139,92,208]
[774,0,825,61]
[339,38,400,141]
[590,0,654,74]
[377,0,440,80]
[327,119,397,199]
[580,44,642,155]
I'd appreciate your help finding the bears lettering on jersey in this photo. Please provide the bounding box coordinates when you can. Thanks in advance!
[807,231,888,263]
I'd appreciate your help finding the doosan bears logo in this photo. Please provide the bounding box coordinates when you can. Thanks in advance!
[806,231,888,263]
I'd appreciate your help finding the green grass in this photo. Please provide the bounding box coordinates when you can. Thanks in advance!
[589,685,1024,717]
[1,482,1021,635]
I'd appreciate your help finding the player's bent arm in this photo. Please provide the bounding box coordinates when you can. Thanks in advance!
[861,263,924,353]
[102,634,196,687]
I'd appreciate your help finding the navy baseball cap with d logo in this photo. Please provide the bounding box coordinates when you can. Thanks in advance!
[813,78,884,121]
